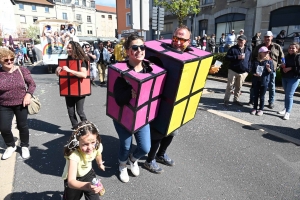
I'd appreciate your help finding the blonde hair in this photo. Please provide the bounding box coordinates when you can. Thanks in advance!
[258,52,270,62]
[0,48,15,60]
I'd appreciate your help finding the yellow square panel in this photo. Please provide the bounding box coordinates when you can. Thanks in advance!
[167,99,188,135]
[175,61,199,101]
[192,56,213,93]
[183,92,202,124]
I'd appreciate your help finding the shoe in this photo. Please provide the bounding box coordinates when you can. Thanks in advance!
[128,156,140,176]
[91,80,97,87]
[233,101,243,106]
[256,110,263,116]
[21,147,30,159]
[144,160,164,174]
[283,112,290,120]
[224,100,229,106]
[250,109,257,115]
[277,109,286,115]
[119,165,129,183]
[268,103,274,109]
[156,154,175,166]
[2,146,17,160]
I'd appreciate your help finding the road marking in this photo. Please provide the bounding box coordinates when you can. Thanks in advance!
[204,108,300,146]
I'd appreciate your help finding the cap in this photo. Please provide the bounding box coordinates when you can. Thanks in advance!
[232,29,235,32]
[258,46,269,53]
[265,31,273,37]
[240,29,244,32]
[237,35,247,41]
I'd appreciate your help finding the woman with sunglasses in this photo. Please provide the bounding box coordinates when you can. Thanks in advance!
[0,48,36,160]
[113,34,151,183]
[56,41,90,130]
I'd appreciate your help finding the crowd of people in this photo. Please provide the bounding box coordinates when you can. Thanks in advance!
[1,25,300,199]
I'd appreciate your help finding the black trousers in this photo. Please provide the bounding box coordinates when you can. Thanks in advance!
[63,169,100,200]
[65,97,87,128]
[29,56,34,64]
[0,105,29,147]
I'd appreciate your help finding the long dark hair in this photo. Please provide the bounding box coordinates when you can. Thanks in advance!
[123,34,144,50]
[64,121,101,157]
[68,41,90,62]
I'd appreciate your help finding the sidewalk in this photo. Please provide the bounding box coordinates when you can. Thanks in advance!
[200,78,300,144]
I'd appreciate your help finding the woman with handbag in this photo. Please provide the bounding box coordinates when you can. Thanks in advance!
[55,41,90,130]
[277,42,300,120]
[0,48,36,160]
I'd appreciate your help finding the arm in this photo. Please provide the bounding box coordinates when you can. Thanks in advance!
[88,52,96,60]
[22,68,36,95]
[96,154,105,171]
[225,48,238,61]
[62,61,88,78]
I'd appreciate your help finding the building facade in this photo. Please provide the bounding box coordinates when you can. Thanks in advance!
[95,5,117,38]
[0,0,17,38]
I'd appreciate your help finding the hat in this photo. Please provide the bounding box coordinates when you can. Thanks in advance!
[237,35,247,41]
[240,29,244,32]
[232,30,235,32]
[258,46,269,53]
[265,31,273,36]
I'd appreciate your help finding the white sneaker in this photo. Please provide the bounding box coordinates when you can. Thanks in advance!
[283,112,290,120]
[128,158,140,177]
[277,109,286,115]
[119,165,129,183]
[2,146,17,160]
[21,147,30,159]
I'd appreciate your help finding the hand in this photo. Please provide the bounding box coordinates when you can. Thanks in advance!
[209,65,220,74]
[23,93,31,107]
[89,183,103,194]
[253,73,260,77]
[131,89,137,99]
[55,66,62,76]
[98,163,105,171]
[266,63,270,69]
[62,66,70,72]
[283,67,291,73]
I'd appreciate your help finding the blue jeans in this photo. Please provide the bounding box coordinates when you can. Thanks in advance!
[282,78,300,113]
[268,71,276,104]
[253,83,267,110]
[113,121,151,164]
[219,46,225,53]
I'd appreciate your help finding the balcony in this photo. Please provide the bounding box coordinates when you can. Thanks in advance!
[55,0,72,4]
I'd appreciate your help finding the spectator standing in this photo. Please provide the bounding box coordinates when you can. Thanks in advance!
[223,35,251,106]
[275,30,286,48]
[83,44,98,87]
[293,32,299,44]
[252,31,284,109]
[196,36,201,48]
[219,33,226,53]
[114,38,127,62]
[277,42,300,120]
[225,30,236,50]
[21,45,29,63]
[251,32,262,50]
[96,41,110,86]
[200,34,207,51]
[208,34,216,53]
[27,45,37,65]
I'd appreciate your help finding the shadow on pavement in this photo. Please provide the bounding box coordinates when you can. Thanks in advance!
[6,191,62,200]
[28,119,65,135]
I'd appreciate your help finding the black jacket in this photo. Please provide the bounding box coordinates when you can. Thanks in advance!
[251,60,273,87]
[225,45,251,73]
[281,53,300,79]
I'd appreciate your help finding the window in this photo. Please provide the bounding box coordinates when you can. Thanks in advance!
[75,0,79,5]
[20,15,26,23]
[33,17,38,23]
[90,1,95,8]
[87,16,91,22]
[202,0,213,4]
[108,15,112,20]
[62,13,67,20]
[87,30,93,34]
[76,14,81,21]
[19,3,24,10]
[126,12,131,27]
[101,15,105,18]
[162,23,173,32]
[21,28,26,35]
[77,25,81,32]
[32,5,36,11]
[82,0,86,6]
[126,0,130,8]
[45,7,49,13]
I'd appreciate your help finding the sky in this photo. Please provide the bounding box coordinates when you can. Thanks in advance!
[95,0,116,7]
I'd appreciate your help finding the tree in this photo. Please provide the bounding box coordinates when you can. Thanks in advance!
[153,0,200,25]
[25,25,39,41]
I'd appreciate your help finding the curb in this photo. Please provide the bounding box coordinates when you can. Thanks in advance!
[207,75,300,97]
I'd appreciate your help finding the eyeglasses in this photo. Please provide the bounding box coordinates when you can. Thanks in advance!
[130,45,146,51]
[172,36,189,44]
[3,58,14,63]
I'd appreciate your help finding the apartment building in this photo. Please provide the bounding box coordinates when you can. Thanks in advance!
[95,5,117,39]
[0,0,17,37]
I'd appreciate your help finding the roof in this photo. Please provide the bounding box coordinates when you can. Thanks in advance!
[15,0,54,6]
[95,5,116,13]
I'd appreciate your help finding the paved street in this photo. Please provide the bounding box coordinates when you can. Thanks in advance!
[1,65,300,200]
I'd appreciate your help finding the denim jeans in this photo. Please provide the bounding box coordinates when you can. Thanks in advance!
[268,71,276,104]
[65,97,87,128]
[253,83,267,110]
[219,46,225,53]
[113,121,151,164]
[0,105,29,147]
[282,78,300,113]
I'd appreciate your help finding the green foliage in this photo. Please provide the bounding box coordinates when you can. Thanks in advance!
[153,0,200,25]
[0,38,3,46]
[25,25,39,41]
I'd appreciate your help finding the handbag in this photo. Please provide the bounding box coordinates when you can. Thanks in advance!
[17,67,41,115]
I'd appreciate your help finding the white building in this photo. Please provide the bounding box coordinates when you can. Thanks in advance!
[0,0,17,38]
[95,5,117,39]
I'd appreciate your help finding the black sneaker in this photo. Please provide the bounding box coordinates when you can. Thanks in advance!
[156,154,175,166]
[144,160,164,174]
[268,103,274,109]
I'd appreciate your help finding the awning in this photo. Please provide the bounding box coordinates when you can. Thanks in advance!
[77,36,98,42]
[97,37,119,42]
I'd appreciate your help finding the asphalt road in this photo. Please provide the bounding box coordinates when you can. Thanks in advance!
[6,65,300,200]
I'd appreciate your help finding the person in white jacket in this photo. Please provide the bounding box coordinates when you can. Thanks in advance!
[97,41,110,86]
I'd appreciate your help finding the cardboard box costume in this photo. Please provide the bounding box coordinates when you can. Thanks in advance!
[58,59,91,97]
[106,62,167,133]
[145,39,213,136]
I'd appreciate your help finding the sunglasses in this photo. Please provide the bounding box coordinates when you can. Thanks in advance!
[130,45,146,51]
[3,58,14,63]
[172,36,189,44]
